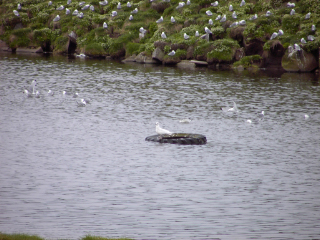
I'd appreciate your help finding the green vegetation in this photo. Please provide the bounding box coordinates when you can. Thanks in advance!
[233,54,262,68]
[0,0,319,64]
[0,233,133,240]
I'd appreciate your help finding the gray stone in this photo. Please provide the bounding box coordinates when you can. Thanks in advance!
[135,52,158,64]
[282,48,318,72]
[177,60,196,70]
[152,47,165,62]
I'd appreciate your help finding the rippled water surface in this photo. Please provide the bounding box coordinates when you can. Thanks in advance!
[1,53,320,240]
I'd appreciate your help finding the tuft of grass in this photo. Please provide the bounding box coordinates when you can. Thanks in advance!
[233,55,262,68]
[81,235,133,240]
[207,38,240,62]
[0,233,44,240]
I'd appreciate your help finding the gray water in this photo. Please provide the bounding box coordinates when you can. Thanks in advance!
[0,52,320,240]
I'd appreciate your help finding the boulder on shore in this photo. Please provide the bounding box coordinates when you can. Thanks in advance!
[282,47,318,72]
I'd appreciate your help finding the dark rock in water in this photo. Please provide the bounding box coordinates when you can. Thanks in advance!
[282,47,318,72]
[261,41,285,70]
[145,133,207,145]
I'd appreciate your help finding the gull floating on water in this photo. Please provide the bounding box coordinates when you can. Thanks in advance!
[156,16,163,23]
[23,89,31,97]
[171,16,176,23]
[77,99,86,107]
[103,22,108,29]
[13,10,20,17]
[129,15,133,20]
[161,31,167,38]
[206,10,213,16]
[111,11,117,17]
[156,122,172,135]
[249,14,257,20]
[220,14,226,22]
[76,53,86,58]
[211,1,218,7]
[229,4,233,11]
[99,0,108,5]
[304,114,309,119]
[117,2,121,9]
[184,33,190,40]
[72,9,79,15]
[168,50,175,56]
[56,5,64,10]
[215,15,221,21]
[48,90,54,96]
[232,11,237,19]
[221,101,239,112]
[179,118,192,123]
[240,0,245,7]
[29,80,37,94]
[35,90,40,98]
[187,0,191,5]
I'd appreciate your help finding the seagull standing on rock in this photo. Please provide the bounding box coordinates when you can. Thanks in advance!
[156,122,172,135]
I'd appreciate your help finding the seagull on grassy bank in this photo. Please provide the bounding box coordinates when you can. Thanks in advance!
[278,29,284,36]
[176,2,185,9]
[229,4,233,11]
[161,32,167,38]
[290,9,295,15]
[230,22,239,28]
[99,0,108,5]
[78,12,84,18]
[211,1,218,7]
[48,1,52,6]
[171,16,176,23]
[127,1,132,7]
[56,5,64,10]
[239,20,246,26]
[81,4,90,10]
[249,14,257,20]
[206,10,213,16]
[90,5,94,11]
[266,10,272,17]
[13,10,20,17]
[287,2,295,7]
[215,15,221,20]
[131,7,138,14]
[308,35,315,41]
[168,50,175,56]
[129,15,133,20]
[66,8,70,14]
[232,11,237,19]
[79,1,85,6]
[220,14,226,22]
[17,3,22,9]
[311,25,316,31]
[67,0,71,5]
[240,0,245,7]
[301,38,307,44]
[205,26,212,34]
[184,33,190,40]
[195,30,199,36]
[156,16,163,23]
[270,32,278,40]
[305,12,311,19]
[209,19,213,25]
[117,2,121,9]
[111,11,117,17]
[103,22,108,29]
[72,9,78,15]
[156,122,172,135]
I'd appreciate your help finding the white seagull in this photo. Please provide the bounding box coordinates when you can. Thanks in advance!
[215,15,221,20]
[13,10,20,17]
[287,2,295,7]
[66,8,70,14]
[103,22,108,29]
[156,122,172,135]
[184,33,190,40]
[56,5,64,10]
[227,101,239,112]
[308,35,315,41]
[311,25,316,31]
[90,5,94,11]
[230,21,238,28]
[48,90,54,96]
[229,4,233,11]
[301,38,307,44]
[239,20,246,26]
[205,26,212,34]
[127,2,132,7]
[209,19,213,25]
[232,11,237,19]
[131,8,138,13]
[305,12,311,19]
[161,31,167,38]
[211,1,218,7]
[117,2,121,9]
[168,50,175,56]
[99,0,108,5]
[266,11,272,17]
[77,99,86,107]
[53,15,60,22]
[176,2,185,9]
[278,29,284,36]
[81,4,90,10]
[249,14,257,20]
[206,10,213,16]
[156,16,163,23]
[48,1,52,6]
[17,3,22,9]
[129,15,133,20]
[78,12,84,18]
[67,0,71,4]
[72,9,79,15]
[240,0,245,7]
[111,11,117,17]
[220,14,226,22]
[195,31,199,36]
[290,9,295,15]
[270,32,278,40]
[171,16,176,23]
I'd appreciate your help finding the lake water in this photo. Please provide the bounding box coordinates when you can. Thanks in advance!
[0,52,320,240]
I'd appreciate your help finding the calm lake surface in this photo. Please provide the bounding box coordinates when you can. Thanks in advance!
[0,52,320,240]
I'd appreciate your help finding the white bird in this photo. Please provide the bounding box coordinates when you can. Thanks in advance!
[311,25,316,31]
[288,45,293,53]
[179,118,192,123]
[171,16,176,23]
[227,101,238,112]
[156,122,172,135]
[304,114,309,119]
[73,92,79,98]
[77,99,86,107]
[232,11,237,19]
[206,10,212,16]
[278,29,284,36]
[35,90,40,98]
[187,0,191,5]
[131,8,138,13]
[240,0,245,7]
[195,31,199,36]
[127,2,132,7]
[76,53,86,58]
[184,33,190,40]
[56,5,64,10]
[301,38,306,44]
[290,9,295,15]
[305,12,311,19]
[111,11,117,17]
[287,2,295,7]
[211,1,218,7]
[90,5,94,11]
[129,15,133,20]
[48,1,52,6]
[67,0,71,5]
[266,11,272,17]
[53,15,60,22]
[270,32,278,40]
[78,12,84,18]
[249,14,257,20]
[239,20,246,26]
[161,31,167,38]
[117,2,121,9]
[139,27,146,33]
[23,89,31,97]
[220,14,226,22]
[17,3,22,9]
[156,16,163,23]
[66,8,70,14]
[246,119,252,124]
[13,10,20,17]
[99,0,108,5]
[103,22,108,29]
[82,4,90,10]
[168,50,175,56]
[79,1,85,6]
[176,2,185,9]
[209,19,213,25]
[72,9,79,15]
[48,90,54,96]
[308,35,315,41]
[294,43,301,51]
[205,26,212,34]
[28,80,37,94]
[215,15,221,20]
[229,4,233,11]
[230,21,238,28]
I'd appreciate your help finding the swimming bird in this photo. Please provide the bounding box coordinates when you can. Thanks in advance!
[171,16,176,23]
[66,8,70,14]
[232,11,237,19]
[111,11,117,17]
[222,101,238,112]
[77,99,86,107]
[73,92,79,98]
[129,15,133,20]
[308,35,315,41]
[304,114,309,119]
[206,10,213,16]
[266,11,272,17]
[220,14,226,22]
[205,26,212,34]
[76,53,86,58]
[249,14,257,20]
[215,15,221,21]
[240,0,245,7]
[127,2,132,7]
[13,10,20,17]
[184,33,190,40]
[246,119,252,124]
[117,2,121,9]
[179,118,192,123]
[103,22,108,29]
[78,12,84,18]
[195,30,199,36]
[278,29,284,36]
[72,9,78,15]
[161,32,167,38]
[290,9,295,15]
[156,122,172,135]
[56,5,64,10]
[53,15,60,22]
[229,4,233,11]
[301,38,306,44]
[67,0,71,4]
[131,8,138,13]
[230,22,238,28]
[211,1,218,7]
[168,50,175,56]
[156,16,163,23]
[48,90,54,96]
[17,3,22,9]
[23,89,31,97]
[311,25,316,31]
[209,19,213,25]
[99,0,108,5]
[239,20,246,26]
[176,2,185,9]
[35,90,40,98]
[90,5,94,11]
[81,4,90,10]
[305,12,311,19]
[270,32,278,40]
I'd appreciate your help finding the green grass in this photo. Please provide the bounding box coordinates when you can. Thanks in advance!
[0,233,133,240]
